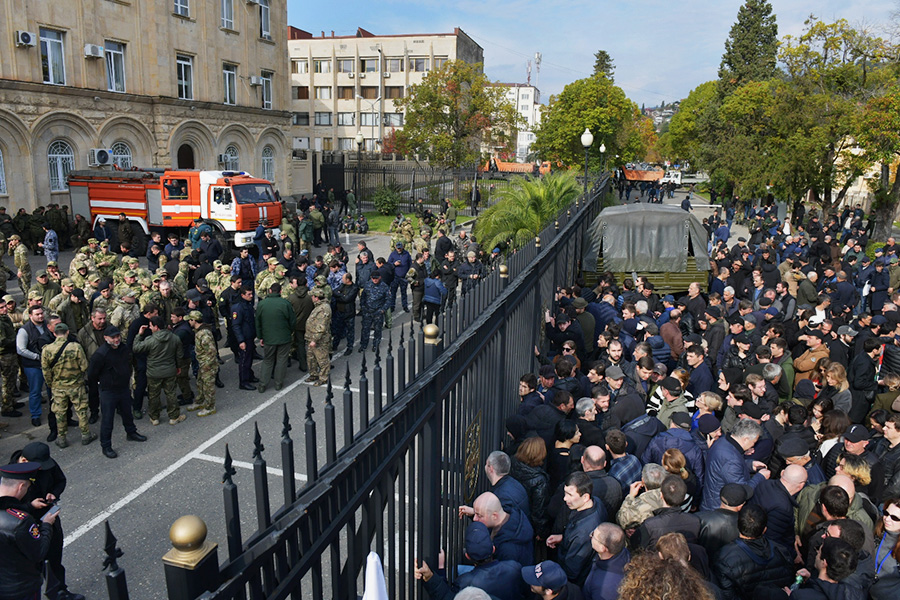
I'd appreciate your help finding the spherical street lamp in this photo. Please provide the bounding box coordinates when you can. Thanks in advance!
[581,128,593,199]
[599,142,607,173]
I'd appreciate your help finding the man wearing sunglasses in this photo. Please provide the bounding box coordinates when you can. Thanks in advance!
[0,463,59,600]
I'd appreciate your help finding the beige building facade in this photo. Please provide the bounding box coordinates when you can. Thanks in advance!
[0,0,291,212]
[286,26,483,191]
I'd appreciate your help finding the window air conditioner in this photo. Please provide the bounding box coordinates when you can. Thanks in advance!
[88,149,113,167]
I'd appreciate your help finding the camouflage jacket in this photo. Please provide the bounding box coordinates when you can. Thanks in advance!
[41,337,88,389]
[306,303,332,344]
[13,244,30,274]
[194,326,217,368]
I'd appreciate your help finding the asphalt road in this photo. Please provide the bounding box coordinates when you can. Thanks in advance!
[0,227,413,600]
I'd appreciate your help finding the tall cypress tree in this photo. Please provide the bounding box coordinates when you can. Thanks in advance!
[718,0,778,89]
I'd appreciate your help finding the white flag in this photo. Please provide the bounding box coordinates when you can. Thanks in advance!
[362,551,389,600]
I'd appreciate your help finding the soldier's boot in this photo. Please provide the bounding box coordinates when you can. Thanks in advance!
[81,431,97,446]
[215,374,224,388]
[55,434,68,449]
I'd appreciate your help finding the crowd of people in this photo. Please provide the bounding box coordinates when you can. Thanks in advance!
[414,201,900,599]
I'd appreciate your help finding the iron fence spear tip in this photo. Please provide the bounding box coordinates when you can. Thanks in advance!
[253,422,265,459]
[305,389,314,420]
[223,444,237,484]
[282,403,292,437]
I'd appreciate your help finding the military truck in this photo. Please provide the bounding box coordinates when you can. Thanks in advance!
[582,203,710,295]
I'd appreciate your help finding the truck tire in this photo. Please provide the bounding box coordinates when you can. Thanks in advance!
[130,223,147,256]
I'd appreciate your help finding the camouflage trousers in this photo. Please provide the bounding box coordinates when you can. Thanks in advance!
[51,385,89,438]
[0,353,17,411]
[18,269,31,295]
[306,340,331,383]
[147,377,179,421]
[197,365,217,410]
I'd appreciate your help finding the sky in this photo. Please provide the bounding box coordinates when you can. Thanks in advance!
[286,0,897,108]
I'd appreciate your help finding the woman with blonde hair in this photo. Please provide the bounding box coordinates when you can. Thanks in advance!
[691,391,722,430]
[662,448,699,511]
[822,362,852,415]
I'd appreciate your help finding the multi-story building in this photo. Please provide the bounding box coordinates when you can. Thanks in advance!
[0,0,290,211]
[287,26,482,188]
[496,83,541,162]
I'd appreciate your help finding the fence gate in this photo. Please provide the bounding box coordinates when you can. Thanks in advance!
[100,176,613,600]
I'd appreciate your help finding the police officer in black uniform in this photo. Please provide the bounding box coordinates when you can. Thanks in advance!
[0,462,57,600]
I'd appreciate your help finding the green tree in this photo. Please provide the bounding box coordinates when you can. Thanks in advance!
[393,60,521,169]
[858,86,900,239]
[532,75,646,170]
[718,0,778,91]
[665,81,717,166]
[474,172,580,251]
[592,50,615,81]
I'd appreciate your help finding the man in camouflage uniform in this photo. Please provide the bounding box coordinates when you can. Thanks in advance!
[9,235,30,295]
[41,322,96,448]
[28,207,45,252]
[312,274,331,302]
[0,299,19,417]
[109,291,140,333]
[30,270,60,306]
[47,279,75,312]
[255,257,280,296]
[71,213,91,248]
[358,271,390,353]
[187,311,218,417]
[306,289,332,386]
[94,241,118,279]
[116,213,134,252]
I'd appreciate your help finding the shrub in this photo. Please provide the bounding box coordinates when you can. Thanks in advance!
[372,186,401,215]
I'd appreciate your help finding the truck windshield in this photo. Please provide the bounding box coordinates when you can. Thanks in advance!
[232,183,276,205]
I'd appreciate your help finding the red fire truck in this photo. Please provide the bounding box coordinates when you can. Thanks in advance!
[67,168,282,250]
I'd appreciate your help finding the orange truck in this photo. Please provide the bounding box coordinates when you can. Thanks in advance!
[67,168,282,250]
[480,157,551,176]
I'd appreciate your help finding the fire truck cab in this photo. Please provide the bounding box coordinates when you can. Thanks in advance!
[67,168,282,250]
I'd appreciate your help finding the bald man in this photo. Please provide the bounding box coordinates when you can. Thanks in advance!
[470,492,533,567]
[750,464,807,550]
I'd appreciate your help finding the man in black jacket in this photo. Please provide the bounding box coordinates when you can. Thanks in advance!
[331,273,358,356]
[749,464,807,551]
[525,390,572,448]
[546,472,606,586]
[86,326,148,459]
[0,463,58,600]
[634,475,701,549]
[581,446,624,516]
[697,483,748,562]
[713,504,795,599]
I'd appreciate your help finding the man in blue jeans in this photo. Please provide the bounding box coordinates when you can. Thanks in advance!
[16,305,49,427]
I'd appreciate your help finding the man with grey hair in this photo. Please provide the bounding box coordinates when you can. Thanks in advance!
[584,522,629,599]
[616,463,667,529]
[574,397,605,447]
[459,451,528,518]
[701,418,770,511]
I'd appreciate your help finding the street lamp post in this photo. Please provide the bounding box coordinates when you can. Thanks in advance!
[580,128,593,199]
[355,131,364,206]
[599,142,607,174]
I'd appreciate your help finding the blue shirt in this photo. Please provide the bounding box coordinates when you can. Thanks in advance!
[608,454,642,493]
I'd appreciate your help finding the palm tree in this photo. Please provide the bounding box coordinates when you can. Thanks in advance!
[474,171,581,252]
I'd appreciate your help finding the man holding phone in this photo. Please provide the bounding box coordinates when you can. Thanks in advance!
[0,462,59,600]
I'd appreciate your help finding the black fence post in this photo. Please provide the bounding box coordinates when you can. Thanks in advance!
[102,521,129,600]
[281,404,296,507]
[221,444,242,561]
[361,353,373,420]
[304,390,318,483]
[324,378,337,463]
[162,516,220,600]
[252,422,272,531]
[342,368,354,446]
[397,323,407,393]
[373,346,382,415]
[386,333,395,405]
[407,320,416,382]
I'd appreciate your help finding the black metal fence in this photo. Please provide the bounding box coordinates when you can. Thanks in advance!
[101,175,612,600]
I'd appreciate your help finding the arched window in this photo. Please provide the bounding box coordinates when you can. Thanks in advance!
[261,146,274,182]
[0,148,7,194]
[111,141,133,170]
[223,145,240,171]
[48,140,75,192]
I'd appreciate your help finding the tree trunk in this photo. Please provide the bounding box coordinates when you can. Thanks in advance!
[871,163,900,242]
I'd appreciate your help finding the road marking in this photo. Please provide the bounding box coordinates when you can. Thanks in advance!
[193,453,308,482]
[63,379,307,547]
